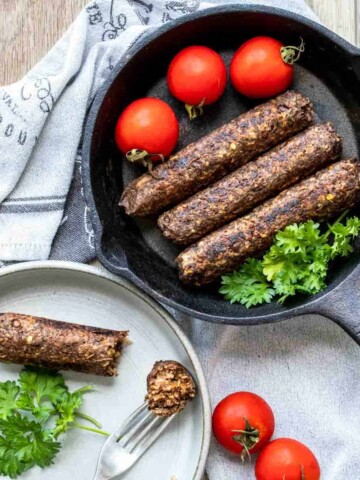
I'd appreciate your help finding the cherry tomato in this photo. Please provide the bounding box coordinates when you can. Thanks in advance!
[167,46,227,118]
[115,97,179,159]
[230,36,303,98]
[212,392,275,458]
[255,438,321,480]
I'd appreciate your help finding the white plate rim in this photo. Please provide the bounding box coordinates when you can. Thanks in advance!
[0,260,211,480]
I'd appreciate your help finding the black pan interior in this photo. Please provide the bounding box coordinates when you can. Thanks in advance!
[85,6,360,322]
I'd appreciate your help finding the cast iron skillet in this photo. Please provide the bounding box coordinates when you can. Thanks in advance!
[82,4,360,344]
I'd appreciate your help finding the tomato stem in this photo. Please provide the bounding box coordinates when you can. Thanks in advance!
[125,149,165,178]
[281,37,305,65]
[232,418,260,462]
[185,98,205,120]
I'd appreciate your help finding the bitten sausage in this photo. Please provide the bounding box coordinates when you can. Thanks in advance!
[146,360,196,417]
[177,159,360,286]
[120,91,313,216]
[0,313,129,376]
[158,123,341,245]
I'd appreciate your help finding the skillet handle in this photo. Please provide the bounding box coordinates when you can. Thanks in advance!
[314,263,360,345]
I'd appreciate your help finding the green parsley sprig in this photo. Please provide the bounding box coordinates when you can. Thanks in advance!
[220,212,360,308]
[0,367,109,478]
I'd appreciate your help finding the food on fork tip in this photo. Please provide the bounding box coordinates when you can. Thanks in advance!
[177,158,360,286]
[0,312,129,376]
[120,91,313,216]
[158,122,341,246]
[146,360,196,416]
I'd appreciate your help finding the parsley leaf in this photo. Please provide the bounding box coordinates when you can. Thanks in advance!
[262,221,330,302]
[0,368,106,478]
[0,434,31,479]
[220,214,360,307]
[274,221,325,255]
[220,258,275,308]
[0,414,60,477]
[17,367,68,421]
[329,217,360,258]
[0,382,20,420]
[53,390,85,439]
[53,386,109,439]
[15,429,60,469]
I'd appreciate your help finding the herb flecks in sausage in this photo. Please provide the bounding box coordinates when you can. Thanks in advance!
[0,313,129,376]
[158,123,341,245]
[120,91,313,216]
[177,159,360,286]
[146,361,196,417]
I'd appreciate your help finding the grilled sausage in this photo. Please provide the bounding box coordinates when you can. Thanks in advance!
[159,123,341,245]
[120,91,313,216]
[177,159,360,286]
[0,313,129,376]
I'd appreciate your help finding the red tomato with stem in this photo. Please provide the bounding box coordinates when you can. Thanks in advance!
[255,438,321,480]
[115,97,179,166]
[212,392,275,459]
[167,46,227,119]
[230,36,304,98]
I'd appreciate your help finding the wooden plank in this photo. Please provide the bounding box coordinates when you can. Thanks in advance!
[306,0,357,45]
[2,0,358,85]
[0,0,87,84]
[356,0,360,46]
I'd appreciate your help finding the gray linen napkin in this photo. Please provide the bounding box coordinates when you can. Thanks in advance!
[174,310,360,479]
[3,2,360,480]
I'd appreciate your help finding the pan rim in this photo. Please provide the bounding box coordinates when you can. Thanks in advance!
[82,3,360,323]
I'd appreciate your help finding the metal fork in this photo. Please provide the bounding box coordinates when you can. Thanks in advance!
[93,402,177,479]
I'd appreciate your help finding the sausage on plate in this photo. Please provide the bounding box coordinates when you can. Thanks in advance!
[120,91,314,216]
[0,313,129,376]
[176,158,360,286]
[158,123,341,245]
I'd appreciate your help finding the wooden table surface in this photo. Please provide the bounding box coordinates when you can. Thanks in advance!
[1,0,360,85]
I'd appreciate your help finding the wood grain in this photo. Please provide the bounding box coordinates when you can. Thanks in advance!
[356,0,360,46]
[307,0,359,45]
[1,0,360,85]
[0,0,87,84]
[1,0,359,85]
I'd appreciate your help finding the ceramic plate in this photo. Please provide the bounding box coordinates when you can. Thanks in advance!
[0,261,211,480]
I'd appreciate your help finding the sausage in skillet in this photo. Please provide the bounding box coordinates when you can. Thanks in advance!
[176,158,360,286]
[120,91,313,216]
[158,123,341,245]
